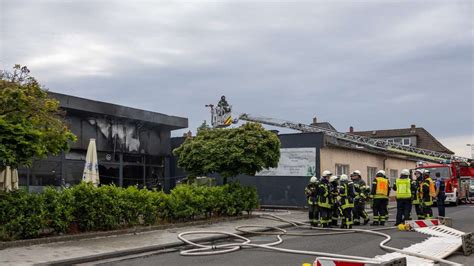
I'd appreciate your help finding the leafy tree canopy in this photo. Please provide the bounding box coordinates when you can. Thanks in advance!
[173,123,280,183]
[0,65,77,168]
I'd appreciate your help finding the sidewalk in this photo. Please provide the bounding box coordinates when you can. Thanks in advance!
[0,210,308,266]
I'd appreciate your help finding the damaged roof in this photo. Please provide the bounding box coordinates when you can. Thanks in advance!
[49,91,188,130]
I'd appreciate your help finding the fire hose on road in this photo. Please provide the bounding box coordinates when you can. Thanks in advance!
[177,213,464,265]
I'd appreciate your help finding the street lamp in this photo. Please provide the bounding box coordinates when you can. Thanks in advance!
[467,144,474,159]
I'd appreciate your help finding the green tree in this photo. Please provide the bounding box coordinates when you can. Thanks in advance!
[0,65,77,169]
[173,123,280,184]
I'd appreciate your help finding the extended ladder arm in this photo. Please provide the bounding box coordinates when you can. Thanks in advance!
[238,113,469,163]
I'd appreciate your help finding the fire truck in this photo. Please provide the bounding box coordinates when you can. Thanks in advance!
[415,161,474,205]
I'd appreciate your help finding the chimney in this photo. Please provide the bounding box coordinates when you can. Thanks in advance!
[312,116,317,125]
[349,126,354,133]
[411,124,416,129]
[410,124,416,133]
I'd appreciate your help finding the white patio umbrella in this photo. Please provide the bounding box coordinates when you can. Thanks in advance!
[82,138,99,186]
[0,166,19,192]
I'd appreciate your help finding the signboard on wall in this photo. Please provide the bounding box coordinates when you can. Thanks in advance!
[256,148,316,176]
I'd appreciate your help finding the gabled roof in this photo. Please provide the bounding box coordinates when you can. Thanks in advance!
[350,127,454,154]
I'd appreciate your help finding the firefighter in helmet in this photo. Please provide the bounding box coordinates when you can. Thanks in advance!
[329,175,340,227]
[351,170,370,225]
[421,170,435,219]
[371,170,390,226]
[339,174,355,229]
[305,176,319,226]
[318,170,333,228]
[392,169,416,225]
[412,169,424,219]
[217,95,230,113]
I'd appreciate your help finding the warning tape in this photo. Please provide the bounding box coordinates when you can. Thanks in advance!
[405,219,440,228]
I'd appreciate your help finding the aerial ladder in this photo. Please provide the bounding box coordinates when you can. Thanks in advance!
[206,98,470,163]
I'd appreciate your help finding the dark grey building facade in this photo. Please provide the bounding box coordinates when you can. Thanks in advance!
[171,132,325,207]
[19,92,188,192]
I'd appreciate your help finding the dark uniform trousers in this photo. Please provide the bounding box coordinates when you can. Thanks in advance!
[395,198,412,225]
[353,199,368,223]
[373,198,388,222]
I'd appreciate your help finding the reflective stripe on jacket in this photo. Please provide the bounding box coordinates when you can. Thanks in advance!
[318,180,332,208]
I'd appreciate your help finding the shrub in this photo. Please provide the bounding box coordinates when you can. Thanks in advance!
[42,187,74,234]
[0,182,259,240]
[0,190,46,240]
[117,186,159,225]
[70,183,122,231]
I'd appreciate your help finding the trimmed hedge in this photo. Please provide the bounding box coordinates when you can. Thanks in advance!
[0,182,259,241]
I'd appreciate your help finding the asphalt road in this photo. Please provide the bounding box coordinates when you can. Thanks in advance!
[99,205,474,266]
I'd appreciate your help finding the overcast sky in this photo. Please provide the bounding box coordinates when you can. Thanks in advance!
[1,0,473,157]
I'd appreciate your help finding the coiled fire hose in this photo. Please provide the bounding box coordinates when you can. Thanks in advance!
[177,213,461,265]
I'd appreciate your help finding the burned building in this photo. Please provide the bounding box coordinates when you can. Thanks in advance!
[19,92,188,192]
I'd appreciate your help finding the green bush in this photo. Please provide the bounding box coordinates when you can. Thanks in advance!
[0,190,46,240]
[0,182,259,241]
[42,187,74,234]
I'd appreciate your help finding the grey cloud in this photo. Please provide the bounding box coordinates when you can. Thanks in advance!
[1,0,472,141]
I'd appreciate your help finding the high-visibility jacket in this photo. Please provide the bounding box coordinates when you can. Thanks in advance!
[428,178,436,198]
[317,179,332,209]
[339,181,355,209]
[372,177,389,199]
[395,178,412,199]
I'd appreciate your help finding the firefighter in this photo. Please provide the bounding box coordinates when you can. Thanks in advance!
[371,170,390,226]
[412,169,424,219]
[329,175,340,227]
[392,169,416,226]
[318,170,333,228]
[421,170,435,219]
[351,170,370,225]
[305,176,319,226]
[339,174,355,229]
[217,95,230,112]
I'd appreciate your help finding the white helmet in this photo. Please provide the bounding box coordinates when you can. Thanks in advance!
[352,170,361,176]
[340,174,348,181]
[376,170,386,176]
[329,175,338,183]
[310,176,317,183]
[401,169,410,176]
[322,170,332,177]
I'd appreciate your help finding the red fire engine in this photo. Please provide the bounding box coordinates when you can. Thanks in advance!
[416,160,474,205]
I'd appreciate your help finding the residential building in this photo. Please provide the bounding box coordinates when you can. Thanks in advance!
[348,124,454,154]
